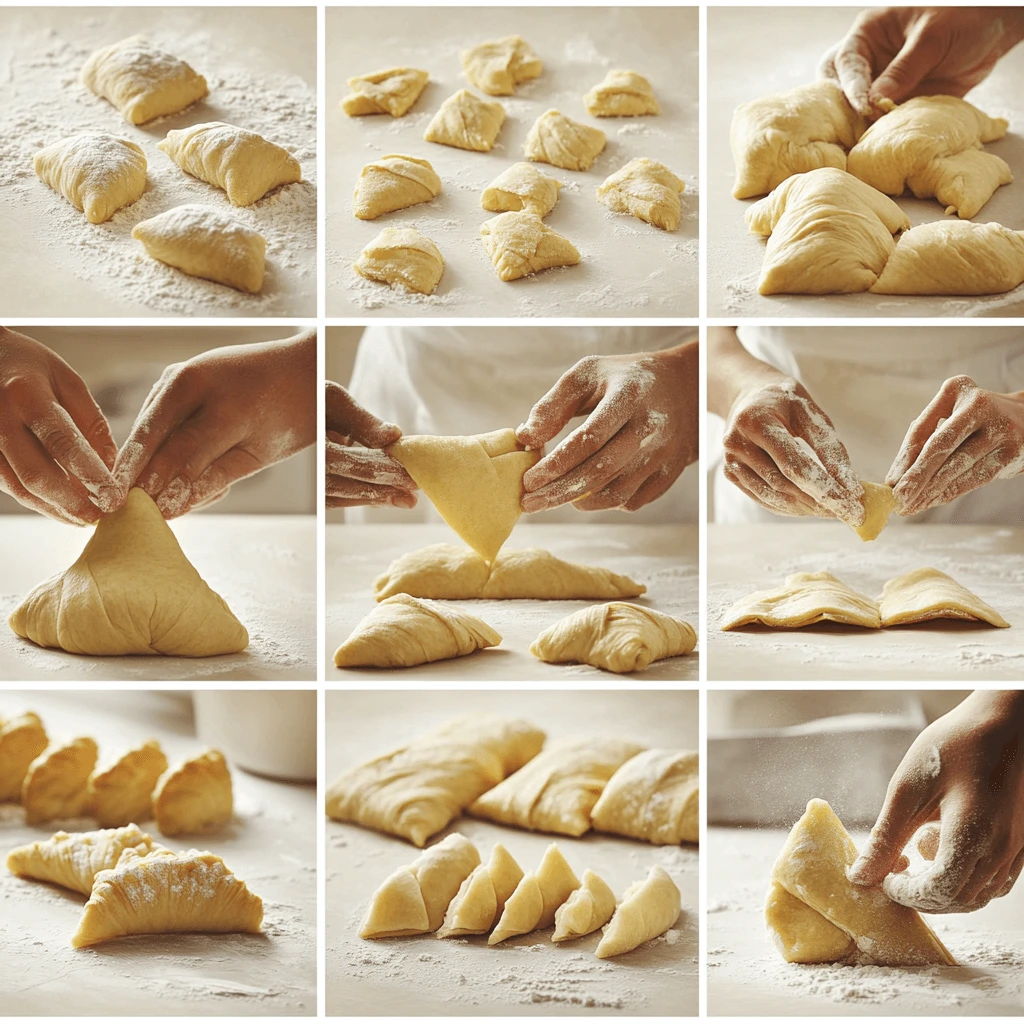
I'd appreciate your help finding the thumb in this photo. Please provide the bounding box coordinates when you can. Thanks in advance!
[869,28,944,106]
[849,774,928,886]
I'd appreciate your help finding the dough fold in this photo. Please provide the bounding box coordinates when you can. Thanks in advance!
[342,66,429,117]
[437,842,524,938]
[482,162,561,217]
[879,567,1010,628]
[354,226,445,294]
[89,741,168,828]
[22,737,98,825]
[595,864,681,957]
[523,109,607,172]
[424,89,506,152]
[153,749,233,836]
[552,868,616,941]
[461,35,542,96]
[854,481,896,541]
[354,154,441,220]
[489,842,580,944]
[480,211,580,281]
[0,713,49,802]
[597,157,685,231]
[720,571,881,630]
[584,70,660,117]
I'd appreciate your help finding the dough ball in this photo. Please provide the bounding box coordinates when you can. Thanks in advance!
[584,69,660,117]
[353,226,444,295]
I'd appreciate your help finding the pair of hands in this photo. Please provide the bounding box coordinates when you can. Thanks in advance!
[327,344,699,515]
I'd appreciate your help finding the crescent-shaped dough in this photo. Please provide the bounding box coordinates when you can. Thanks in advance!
[489,843,580,944]
[89,741,168,828]
[482,162,561,217]
[597,157,685,231]
[424,89,506,152]
[354,226,445,295]
[595,864,681,957]
[584,69,660,117]
[0,713,49,802]
[342,66,429,117]
[720,571,881,630]
[461,35,542,96]
[523,109,606,172]
[153,750,233,837]
[22,737,98,825]
[880,567,1010,628]
[552,868,616,941]
[354,154,441,220]
[480,211,580,281]
[437,842,524,938]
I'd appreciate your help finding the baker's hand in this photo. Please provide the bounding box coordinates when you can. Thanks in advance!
[819,7,1024,118]
[850,690,1024,914]
[516,343,698,514]
[115,333,316,518]
[0,326,121,525]
[326,382,416,509]
[886,376,1024,516]
[722,376,864,524]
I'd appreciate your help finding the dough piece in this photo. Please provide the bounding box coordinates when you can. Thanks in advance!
[325,713,545,847]
[552,869,617,941]
[461,35,542,96]
[592,749,699,845]
[22,738,99,825]
[354,154,441,220]
[80,36,208,125]
[342,66,429,117]
[530,603,697,674]
[389,429,539,561]
[158,122,301,207]
[584,69,660,117]
[34,132,146,224]
[353,226,444,295]
[9,489,249,657]
[481,211,580,281]
[765,881,855,963]
[880,567,1010,629]
[132,204,265,293]
[437,842,524,938]
[595,865,681,958]
[424,90,505,152]
[88,741,168,828]
[72,847,263,948]
[847,96,1011,219]
[6,824,158,896]
[523,109,606,172]
[871,220,1024,296]
[468,735,646,837]
[482,162,561,217]
[489,843,580,944]
[854,481,896,541]
[360,833,480,938]
[746,167,910,295]
[597,157,685,231]
[153,750,233,837]
[373,544,646,601]
[720,571,880,630]
[0,713,48,803]
[730,80,866,199]
[767,798,955,966]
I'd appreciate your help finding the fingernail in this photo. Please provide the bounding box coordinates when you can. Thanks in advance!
[95,484,123,513]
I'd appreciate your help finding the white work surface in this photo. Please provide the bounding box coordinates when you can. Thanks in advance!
[708,825,1024,1016]
[326,6,698,317]
[0,691,316,1017]
[0,514,316,682]
[326,689,698,1017]
[707,6,1024,318]
[0,7,316,317]
[708,524,1024,681]
[327,523,698,681]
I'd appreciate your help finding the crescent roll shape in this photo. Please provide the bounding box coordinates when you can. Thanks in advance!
[489,843,580,944]
[0,713,49,802]
[482,162,561,218]
[153,749,233,837]
[595,865,681,957]
[552,868,617,941]
[437,842,524,938]
[22,737,99,825]
[89,741,168,828]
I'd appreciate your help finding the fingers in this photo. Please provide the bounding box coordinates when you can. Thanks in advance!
[326,441,416,490]
[156,447,263,519]
[869,20,946,108]
[326,476,418,508]
[325,382,401,449]
[916,823,941,861]
[904,447,1005,516]
[0,452,84,525]
[724,457,821,518]
[789,401,864,522]
[832,34,875,116]
[516,357,601,451]
[52,363,119,472]
[886,378,964,487]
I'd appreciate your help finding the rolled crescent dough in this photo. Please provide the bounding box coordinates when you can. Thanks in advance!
[552,868,616,941]
[0,713,49,802]
[880,567,1010,628]
[595,864,681,958]
[437,842,524,938]
[489,842,580,944]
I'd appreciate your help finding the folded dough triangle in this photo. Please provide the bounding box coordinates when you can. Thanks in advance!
[153,750,233,837]
[437,842,524,938]
[22,737,98,825]
[552,868,616,941]
[489,843,580,944]
[89,741,168,828]
[595,864,681,958]
[0,712,49,802]
[720,571,881,630]
[9,488,248,657]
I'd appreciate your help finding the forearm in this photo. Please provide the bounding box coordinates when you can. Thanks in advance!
[707,327,785,419]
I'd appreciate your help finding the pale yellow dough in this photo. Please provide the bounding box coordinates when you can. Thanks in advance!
[354,226,444,294]
[461,35,542,96]
[0,713,48,802]
[552,868,616,941]
[880,567,1010,628]
[325,713,545,847]
[720,571,881,630]
[34,132,146,224]
[489,843,580,944]
[481,211,580,281]
[342,66,429,117]
[597,157,685,231]
[89,740,168,828]
[22,737,98,825]
[854,480,896,541]
[595,865,681,958]
[153,749,233,837]
[437,842,524,938]
[354,154,441,220]
[530,602,697,673]
[482,162,561,217]
[584,69,660,117]
[524,109,606,172]
[9,488,249,657]
[766,798,955,966]
[424,89,506,152]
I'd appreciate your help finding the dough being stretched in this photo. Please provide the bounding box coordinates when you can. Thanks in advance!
[879,567,1009,628]
[524,109,607,172]
[489,843,580,944]
[482,162,561,217]
[592,749,699,845]
[461,35,542,96]
[373,544,646,601]
[597,157,685,231]
[72,847,263,948]
[424,89,505,152]
[854,481,896,541]
[847,96,1011,219]
[9,489,249,657]
[747,167,909,295]
[361,833,480,938]
[132,205,266,293]
[158,122,301,206]
[584,69,659,117]
[342,66,428,117]
[6,824,158,896]
[552,868,616,941]
[730,80,865,199]
[766,798,955,966]
[334,594,501,668]
[34,132,146,224]
[22,738,98,825]
[354,226,444,294]
[468,735,646,837]
[720,571,880,630]
[325,713,545,846]
[153,750,233,836]
[80,36,208,125]
[354,154,441,220]
[437,842,524,938]
[530,603,697,673]
[89,741,168,828]
[480,211,580,281]
[0,713,48,802]
[595,865,681,957]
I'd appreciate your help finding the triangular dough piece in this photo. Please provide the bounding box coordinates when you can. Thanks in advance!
[153,749,233,837]
[597,157,685,231]
[424,90,506,152]
[584,69,660,117]
[0,712,48,802]
[854,480,895,541]
[768,799,955,966]
[72,847,263,948]
[461,35,542,96]
[9,488,249,657]
[388,429,539,561]
[6,824,158,896]
[89,741,168,828]
[879,567,1009,628]
[552,868,616,941]
[480,211,581,282]
[765,881,855,963]
[354,154,441,220]
[437,842,524,937]
[523,109,606,172]
[720,571,881,630]
[595,865,681,958]
[482,162,561,217]
[354,226,445,294]
[22,737,98,825]
[342,66,429,117]
[489,843,579,944]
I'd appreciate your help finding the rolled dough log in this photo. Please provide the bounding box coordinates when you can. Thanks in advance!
[719,571,881,630]
[879,567,1010,628]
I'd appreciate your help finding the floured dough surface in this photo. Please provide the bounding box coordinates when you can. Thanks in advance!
[880,567,1010,628]
[354,226,444,294]
[424,89,506,152]
[480,211,580,281]
[584,69,660,117]
[597,157,685,231]
[342,66,429,117]
[523,109,607,172]
[461,35,542,96]
[482,161,561,217]
[720,570,881,630]
[354,153,441,220]
[853,480,895,541]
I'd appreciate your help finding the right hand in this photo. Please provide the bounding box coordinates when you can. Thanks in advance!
[722,377,864,525]
[326,382,417,509]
